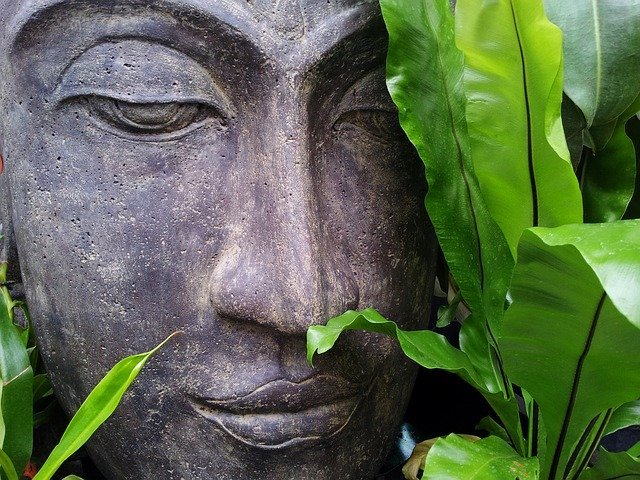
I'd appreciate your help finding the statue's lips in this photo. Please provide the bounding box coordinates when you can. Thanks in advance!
[190,375,374,448]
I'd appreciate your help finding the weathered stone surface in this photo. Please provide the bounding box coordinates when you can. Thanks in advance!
[0,1,437,478]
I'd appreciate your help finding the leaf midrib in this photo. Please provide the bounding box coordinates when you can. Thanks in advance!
[547,291,608,479]
[509,0,538,227]
[420,0,485,294]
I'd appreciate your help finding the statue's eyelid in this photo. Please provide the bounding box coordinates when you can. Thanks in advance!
[50,40,235,118]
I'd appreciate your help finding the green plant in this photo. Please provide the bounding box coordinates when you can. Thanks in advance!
[0,261,176,480]
[307,0,640,478]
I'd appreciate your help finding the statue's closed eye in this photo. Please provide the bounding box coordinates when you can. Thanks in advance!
[333,109,405,144]
[85,97,222,137]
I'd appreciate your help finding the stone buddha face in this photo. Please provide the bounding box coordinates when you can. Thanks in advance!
[0,0,436,478]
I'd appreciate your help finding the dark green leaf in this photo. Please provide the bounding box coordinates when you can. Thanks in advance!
[544,0,640,127]
[562,95,588,170]
[500,222,640,480]
[604,400,640,437]
[456,0,582,257]
[32,333,178,480]
[582,118,636,223]
[579,448,640,480]
[381,0,513,329]
[422,434,539,479]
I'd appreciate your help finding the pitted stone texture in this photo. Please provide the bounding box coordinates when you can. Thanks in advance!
[0,1,437,479]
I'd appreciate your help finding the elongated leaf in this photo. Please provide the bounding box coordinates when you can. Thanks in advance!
[0,450,17,480]
[579,448,640,480]
[500,223,640,480]
[582,117,637,222]
[456,0,582,257]
[544,0,640,128]
[422,434,539,479]
[33,333,177,480]
[307,309,527,454]
[0,290,32,477]
[381,0,513,328]
[307,309,485,389]
[604,400,640,436]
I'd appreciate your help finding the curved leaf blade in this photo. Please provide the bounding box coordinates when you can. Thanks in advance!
[0,449,18,480]
[582,117,637,223]
[32,333,178,480]
[0,289,32,477]
[544,0,640,127]
[500,223,640,479]
[456,0,582,257]
[422,434,539,479]
[307,309,485,389]
[381,0,513,326]
[579,448,640,480]
[604,400,640,437]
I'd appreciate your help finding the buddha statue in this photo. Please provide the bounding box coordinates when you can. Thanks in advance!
[0,0,437,478]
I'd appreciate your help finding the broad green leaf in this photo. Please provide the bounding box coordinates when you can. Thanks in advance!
[381,0,513,328]
[0,290,32,477]
[307,309,485,389]
[579,448,640,480]
[62,476,84,480]
[582,117,637,223]
[532,220,640,329]
[456,0,582,258]
[500,223,640,480]
[629,441,640,457]
[544,0,640,128]
[33,333,177,480]
[422,434,539,479]
[0,450,17,480]
[604,399,640,436]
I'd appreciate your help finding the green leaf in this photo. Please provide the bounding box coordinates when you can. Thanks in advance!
[380,0,513,328]
[455,0,582,258]
[562,95,588,170]
[604,399,640,437]
[476,416,510,444]
[0,450,17,480]
[582,117,637,223]
[0,290,32,477]
[62,476,84,480]
[32,333,178,480]
[578,448,640,480]
[307,309,485,389]
[500,222,640,480]
[422,434,539,479]
[32,374,53,403]
[544,0,640,128]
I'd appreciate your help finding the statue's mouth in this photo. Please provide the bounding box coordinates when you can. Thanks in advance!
[189,374,375,449]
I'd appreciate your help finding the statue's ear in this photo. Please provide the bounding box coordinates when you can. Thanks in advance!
[0,153,21,285]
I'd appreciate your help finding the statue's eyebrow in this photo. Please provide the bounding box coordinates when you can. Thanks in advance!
[7,0,264,57]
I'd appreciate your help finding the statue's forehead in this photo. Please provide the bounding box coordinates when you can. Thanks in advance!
[4,0,380,45]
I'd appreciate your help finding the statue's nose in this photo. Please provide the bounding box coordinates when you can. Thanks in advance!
[208,113,359,336]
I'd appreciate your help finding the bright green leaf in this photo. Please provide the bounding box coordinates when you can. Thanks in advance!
[0,449,17,480]
[456,0,582,258]
[380,0,513,329]
[32,333,178,480]
[422,434,539,479]
[0,290,32,477]
[307,309,485,389]
[500,222,640,480]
